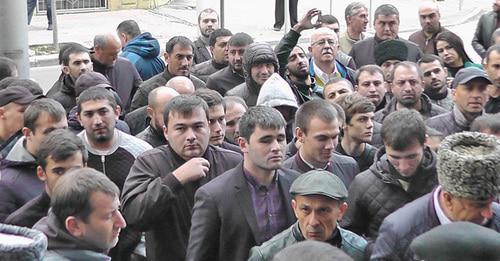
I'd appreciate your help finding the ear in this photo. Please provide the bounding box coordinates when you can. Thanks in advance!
[443,66,449,76]
[441,191,454,211]
[65,216,84,237]
[209,46,215,54]
[308,46,312,53]
[337,202,348,221]
[163,125,169,142]
[76,112,82,125]
[291,199,299,218]
[62,65,70,75]
[451,88,457,102]
[239,136,249,153]
[114,105,121,120]
[22,127,31,140]
[296,127,305,143]
[0,107,5,119]
[36,166,47,182]
[354,84,359,91]
[146,106,154,119]
[163,52,170,64]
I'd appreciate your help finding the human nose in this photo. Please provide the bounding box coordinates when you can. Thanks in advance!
[185,127,196,142]
[309,212,320,227]
[114,211,127,229]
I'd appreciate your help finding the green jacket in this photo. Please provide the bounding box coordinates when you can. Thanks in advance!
[248,222,367,261]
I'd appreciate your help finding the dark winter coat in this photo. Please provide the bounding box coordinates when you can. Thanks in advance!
[374,94,447,123]
[191,59,227,83]
[46,74,77,113]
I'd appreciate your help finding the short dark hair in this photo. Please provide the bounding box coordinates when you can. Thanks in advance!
[24,98,66,133]
[163,95,209,126]
[239,106,286,141]
[116,19,141,39]
[355,64,385,83]
[51,167,119,226]
[58,42,85,65]
[0,56,17,81]
[77,86,117,113]
[228,32,254,47]
[471,114,500,133]
[484,44,500,64]
[0,78,44,96]
[194,89,224,109]
[374,4,399,21]
[324,77,354,98]
[198,8,219,24]
[273,241,353,261]
[334,93,375,124]
[165,36,194,54]
[295,99,339,134]
[418,54,445,67]
[381,109,426,150]
[61,43,90,66]
[435,31,473,64]
[208,28,233,47]
[37,129,88,170]
[317,14,339,26]
[391,61,423,81]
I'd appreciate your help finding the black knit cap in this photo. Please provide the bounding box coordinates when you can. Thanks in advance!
[374,40,408,66]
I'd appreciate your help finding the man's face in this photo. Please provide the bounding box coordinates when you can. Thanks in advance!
[38,152,84,196]
[211,36,231,64]
[356,71,386,106]
[324,82,353,102]
[26,112,68,153]
[374,14,399,40]
[287,46,309,80]
[228,44,247,72]
[348,7,369,33]
[208,104,226,146]
[165,44,194,77]
[292,194,347,241]
[420,60,448,91]
[94,41,121,66]
[165,107,210,160]
[436,40,460,66]
[381,59,401,81]
[298,117,340,166]
[346,112,374,144]
[309,32,338,64]
[250,63,275,86]
[225,103,246,144]
[419,7,440,34]
[63,52,92,81]
[392,66,424,108]
[0,102,27,137]
[240,126,286,171]
[453,79,489,116]
[199,12,219,37]
[78,100,119,145]
[77,191,126,250]
[445,193,494,225]
[385,140,424,177]
[494,0,500,12]
[485,50,500,88]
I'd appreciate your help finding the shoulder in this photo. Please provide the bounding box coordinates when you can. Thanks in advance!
[226,82,246,95]
[383,193,432,230]
[352,37,374,48]
[208,145,242,161]
[339,227,368,253]
[250,225,295,259]
[332,153,358,166]
[117,131,153,157]
[426,111,452,125]
[140,72,166,89]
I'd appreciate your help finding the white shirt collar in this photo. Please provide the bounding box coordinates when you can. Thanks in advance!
[433,186,452,225]
[313,59,337,85]
[299,150,329,170]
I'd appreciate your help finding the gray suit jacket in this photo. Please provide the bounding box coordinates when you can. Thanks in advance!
[472,11,497,58]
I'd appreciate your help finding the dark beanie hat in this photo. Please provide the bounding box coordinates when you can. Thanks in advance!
[374,40,408,66]
[74,71,114,97]
[0,223,47,260]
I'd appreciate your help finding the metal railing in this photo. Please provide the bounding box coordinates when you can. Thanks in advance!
[37,0,107,13]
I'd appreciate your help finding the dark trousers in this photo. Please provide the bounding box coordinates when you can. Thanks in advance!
[274,0,298,28]
[27,0,52,25]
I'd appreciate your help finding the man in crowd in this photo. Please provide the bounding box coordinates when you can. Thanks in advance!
[372,132,500,260]
[409,2,449,54]
[91,33,142,112]
[47,43,93,113]
[121,95,242,261]
[186,106,298,261]
[472,0,500,58]
[323,78,353,102]
[226,42,278,107]
[484,44,500,113]
[283,99,359,188]
[374,62,447,123]
[136,87,179,147]
[194,8,219,64]
[5,129,87,228]
[354,65,388,113]
[0,56,18,81]
[335,93,377,172]
[223,96,247,145]
[131,36,206,110]
[339,2,369,54]
[192,28,232,82]
[427,67,490,137]
[418,54,454,110]
[34,168,127,260]
[116,19,165,81]
[374,39,408,85]
[350,4,422,67]
[248,170,367,261]
[206,32,253,95]
[471,114,500,137]
[0,87,37,158]
[0,98,68,222]
[342,109,438,253]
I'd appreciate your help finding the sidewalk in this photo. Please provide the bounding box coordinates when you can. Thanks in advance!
[28,0,492,67]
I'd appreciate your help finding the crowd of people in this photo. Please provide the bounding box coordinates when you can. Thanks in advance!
[1,1,500,260]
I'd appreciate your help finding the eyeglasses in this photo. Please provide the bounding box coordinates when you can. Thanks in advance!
[393,79,420,87]
[312,39,338,47]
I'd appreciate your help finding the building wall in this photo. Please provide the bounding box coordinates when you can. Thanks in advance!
[108,0,171,10]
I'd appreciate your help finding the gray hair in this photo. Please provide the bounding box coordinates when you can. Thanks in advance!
[345,2,367,23]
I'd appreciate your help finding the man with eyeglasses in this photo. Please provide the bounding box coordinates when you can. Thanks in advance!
[374,62,447,123]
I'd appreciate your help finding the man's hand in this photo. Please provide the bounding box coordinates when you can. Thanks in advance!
[172,158,210,184]
[292,8,322,33]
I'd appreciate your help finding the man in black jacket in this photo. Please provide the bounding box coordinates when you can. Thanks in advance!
[193,8,219,64]
[484,44,500,113]
[191,28,232,82]
[121,95,242,261]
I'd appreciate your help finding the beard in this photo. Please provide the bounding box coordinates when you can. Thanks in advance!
[399,96,418,108]
[288,68,309,81]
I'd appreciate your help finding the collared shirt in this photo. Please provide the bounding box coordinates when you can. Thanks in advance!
[243,167,287,243]
[433,186,452,225]
[298,150,330,170]
[312,60,340,87]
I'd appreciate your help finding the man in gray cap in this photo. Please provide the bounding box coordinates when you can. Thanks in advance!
[248,170,367,261]
[371,132,500,260]
[410,222,500,261]
[427,67,491,137]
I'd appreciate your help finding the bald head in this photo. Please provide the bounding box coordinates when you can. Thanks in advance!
[147,87,180,130]
[418,2,441,34]
[93,34,121,66]
[165,76,195,94]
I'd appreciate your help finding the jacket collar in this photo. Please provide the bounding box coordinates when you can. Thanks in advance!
[5,137,36,162]
[291,222,342,248]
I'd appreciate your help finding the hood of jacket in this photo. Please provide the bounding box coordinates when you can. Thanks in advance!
[243,42,279,93]
[256,73,299,110]
[0,137,36,169]
[123,32,161,59]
